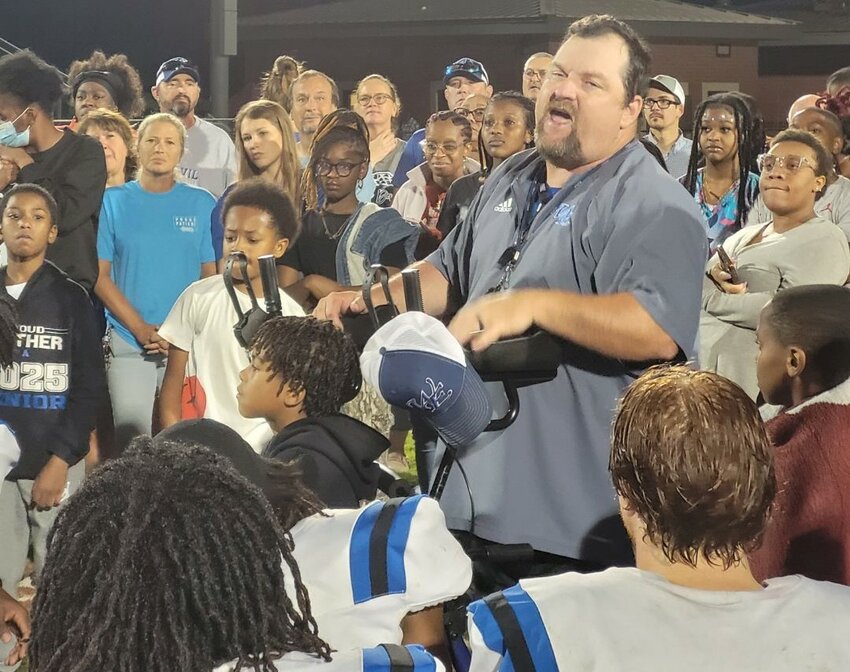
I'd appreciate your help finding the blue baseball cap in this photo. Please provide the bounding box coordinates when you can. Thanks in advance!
[156,57,200,86]
[360,312,492,446]
[444,58,489,86]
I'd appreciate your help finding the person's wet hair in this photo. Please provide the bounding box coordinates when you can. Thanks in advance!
[610,366,775,568]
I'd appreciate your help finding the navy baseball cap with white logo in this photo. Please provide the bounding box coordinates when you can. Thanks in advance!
[156,57,200,86]
[361,312,492,446]
[444,58,489,86]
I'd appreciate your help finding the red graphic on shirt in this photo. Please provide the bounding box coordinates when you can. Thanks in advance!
[182,376,206,419]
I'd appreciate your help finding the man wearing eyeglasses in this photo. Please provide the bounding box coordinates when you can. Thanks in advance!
[642,75,692,178]
[152,57,237,200]
[392,58,492,189]
[522,52,554,101]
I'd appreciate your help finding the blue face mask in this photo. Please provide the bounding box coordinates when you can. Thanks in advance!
[0,109,31,148]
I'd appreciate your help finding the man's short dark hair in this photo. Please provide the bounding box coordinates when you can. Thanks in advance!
[222,177,300,242]
[290,70,340,107]
[1,183,59,229]
[762,285,850,391]
[564,14,651,104]
[610,366,775,569]
[0,50,65,116]
[827,66,850,93]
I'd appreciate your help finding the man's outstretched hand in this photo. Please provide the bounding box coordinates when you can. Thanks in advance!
[449,290,541,351]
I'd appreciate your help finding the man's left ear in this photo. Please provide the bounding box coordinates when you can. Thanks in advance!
[47,224,58,244]
[815,175,827,194]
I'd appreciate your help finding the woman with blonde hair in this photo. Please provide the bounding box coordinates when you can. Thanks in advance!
[77,108,137,187]
[210,99,300,259]
[353,74,406,205]
[95,112,216,451]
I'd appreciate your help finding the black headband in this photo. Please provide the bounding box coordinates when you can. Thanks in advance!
[72,70,124,106]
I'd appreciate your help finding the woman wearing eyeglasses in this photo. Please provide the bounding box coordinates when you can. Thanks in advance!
[392,111,478,259]
[699,129,850,399]
[353,75,406,205]
[279,124,417,309]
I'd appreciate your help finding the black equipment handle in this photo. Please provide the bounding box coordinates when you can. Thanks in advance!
[223,252,259,319]
[362,264,399,330]
[258,255,282,318]
[402,267,425,312]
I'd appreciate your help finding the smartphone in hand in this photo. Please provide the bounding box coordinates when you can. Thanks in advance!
[716,246,741,284]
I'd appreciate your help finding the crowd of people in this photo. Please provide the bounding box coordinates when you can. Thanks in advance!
[1,10,850,671]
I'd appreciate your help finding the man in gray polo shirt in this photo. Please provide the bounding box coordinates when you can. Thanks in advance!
[642,74,692,178]
[317,15,706,578]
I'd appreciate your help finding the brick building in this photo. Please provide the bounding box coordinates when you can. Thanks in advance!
[236,0,805,132]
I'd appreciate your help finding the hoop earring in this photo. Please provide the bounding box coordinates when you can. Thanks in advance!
[357,178,364,191]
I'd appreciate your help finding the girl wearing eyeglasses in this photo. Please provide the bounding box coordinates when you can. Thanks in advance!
[699,129,850,399]
[279,124,417,309]
[353,74,406,204]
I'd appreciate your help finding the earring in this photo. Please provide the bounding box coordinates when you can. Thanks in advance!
[357,178,364,190]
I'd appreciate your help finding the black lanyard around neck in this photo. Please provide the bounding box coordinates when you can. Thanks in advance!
[489,163,553,293]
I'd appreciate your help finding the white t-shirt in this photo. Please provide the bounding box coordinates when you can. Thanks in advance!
[5,282,25,299]
[180,116,237,199]
[287,495,472,652]
[748,174,850,240]
[468,566,850,672]
[213,644,445,672]
[158,275,303,451]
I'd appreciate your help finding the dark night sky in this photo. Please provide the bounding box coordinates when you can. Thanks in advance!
[4,0,755,80]
[5,0,212,86]
[4,1,340,79]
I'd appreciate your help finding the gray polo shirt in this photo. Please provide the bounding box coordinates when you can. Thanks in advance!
[643,130,693,180]
[427,142,707,563]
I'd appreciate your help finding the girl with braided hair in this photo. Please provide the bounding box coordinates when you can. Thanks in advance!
[682,93,760,255]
